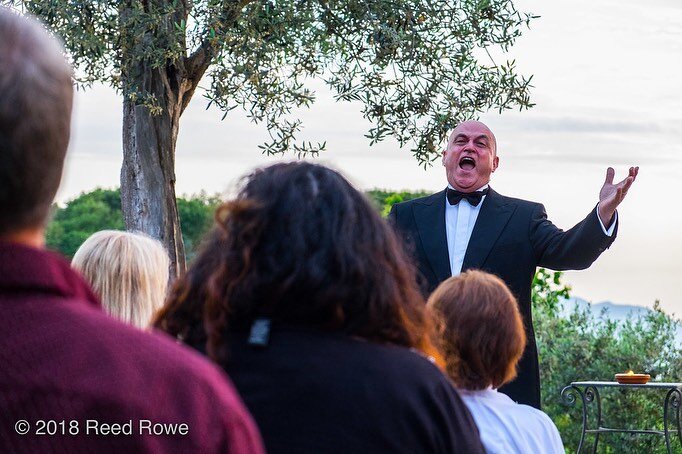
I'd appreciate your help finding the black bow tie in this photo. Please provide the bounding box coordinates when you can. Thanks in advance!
[446,187,489,207]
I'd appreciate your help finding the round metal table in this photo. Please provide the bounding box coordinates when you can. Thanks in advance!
[561,381,682,453]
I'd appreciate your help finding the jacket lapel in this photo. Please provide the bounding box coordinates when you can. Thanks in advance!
[462,188,517,271]
[412,190,452,283]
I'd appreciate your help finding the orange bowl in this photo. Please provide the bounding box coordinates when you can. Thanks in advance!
[615,373,650,384]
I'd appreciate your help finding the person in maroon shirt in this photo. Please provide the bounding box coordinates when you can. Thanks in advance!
[0,8,264,453]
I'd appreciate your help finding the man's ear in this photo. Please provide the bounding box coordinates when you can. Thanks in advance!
[492,156,500,172]
[442,149,448,166]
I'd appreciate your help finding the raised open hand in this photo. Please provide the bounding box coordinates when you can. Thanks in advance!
[598,166,639,226]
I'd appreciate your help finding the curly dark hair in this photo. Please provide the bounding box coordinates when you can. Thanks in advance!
[155,162,435,365]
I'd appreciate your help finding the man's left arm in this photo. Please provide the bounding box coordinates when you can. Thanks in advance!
[531,166,638,270]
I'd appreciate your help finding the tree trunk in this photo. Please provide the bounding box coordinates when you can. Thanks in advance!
[121,66,186,279]
[117,0,217,279]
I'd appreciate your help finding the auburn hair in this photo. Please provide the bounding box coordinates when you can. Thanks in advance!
[427,270,526,390]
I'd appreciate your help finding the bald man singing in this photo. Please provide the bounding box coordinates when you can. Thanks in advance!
[389,121,638,408]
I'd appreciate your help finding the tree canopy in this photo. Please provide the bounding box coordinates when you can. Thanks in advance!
[5,0,537,275]
[9,0,534,160]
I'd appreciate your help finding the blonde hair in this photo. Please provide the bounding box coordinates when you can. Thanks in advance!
[72,230,170,329]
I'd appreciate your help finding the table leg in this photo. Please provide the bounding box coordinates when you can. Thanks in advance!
[562,385,589,453]
[585,386,602,453]
[678,390,681,450]
[663,388,681,453]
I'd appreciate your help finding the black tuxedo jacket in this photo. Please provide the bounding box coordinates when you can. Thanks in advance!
[388,188,617,408]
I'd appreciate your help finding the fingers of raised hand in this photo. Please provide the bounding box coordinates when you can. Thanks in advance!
[621,176,634,195]
[605,167,615,184]
[616,186,624,203]
[617,167,638,186]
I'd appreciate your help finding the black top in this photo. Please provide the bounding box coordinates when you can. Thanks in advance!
[213,327,484,454]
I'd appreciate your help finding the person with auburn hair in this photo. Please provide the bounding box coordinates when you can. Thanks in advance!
[72,230,170,329]
[156,161,484,454]
[0,8,263,452]
[428,270,564,453]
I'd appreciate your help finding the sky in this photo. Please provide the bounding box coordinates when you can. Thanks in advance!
[59,0,682,317]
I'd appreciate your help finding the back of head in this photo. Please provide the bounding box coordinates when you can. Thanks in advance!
[427,270,526,390]
[0,8,73,237]
[157,162,430,363]
[72,230,170,328]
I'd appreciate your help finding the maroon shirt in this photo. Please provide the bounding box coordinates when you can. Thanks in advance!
[0,242,264,454]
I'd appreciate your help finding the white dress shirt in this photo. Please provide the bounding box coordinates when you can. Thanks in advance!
[445,185,617,276]
[445,184,488,276]
[459,387,564,454]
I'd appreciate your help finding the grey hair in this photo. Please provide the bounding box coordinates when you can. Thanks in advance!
[0,8,73,235]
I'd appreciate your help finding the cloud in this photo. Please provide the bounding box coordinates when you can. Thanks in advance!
[495,116,663,135]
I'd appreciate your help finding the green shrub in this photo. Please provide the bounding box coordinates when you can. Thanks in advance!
[534,270,681,453]
[365,189,431,217]
[46,188,124,258]
[47,188,220,261]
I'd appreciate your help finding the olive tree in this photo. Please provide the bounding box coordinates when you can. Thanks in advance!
[5,0,535,275]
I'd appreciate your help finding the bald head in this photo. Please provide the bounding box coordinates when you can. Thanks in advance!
[442,120,499,192]
[0,8,73,237]
[448,120,497,156]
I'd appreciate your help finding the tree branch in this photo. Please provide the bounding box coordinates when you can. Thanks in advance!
[184,0,253,87]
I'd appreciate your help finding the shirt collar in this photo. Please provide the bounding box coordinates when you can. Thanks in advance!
[0,241,100,308]
[446,183,490,192]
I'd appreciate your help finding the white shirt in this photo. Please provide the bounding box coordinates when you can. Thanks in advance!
[444,186,617,276]
[445,184,488,276]
[459,387,564,454]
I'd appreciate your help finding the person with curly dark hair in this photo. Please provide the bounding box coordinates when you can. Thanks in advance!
[156,162,484,454]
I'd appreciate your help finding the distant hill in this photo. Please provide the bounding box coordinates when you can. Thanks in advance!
[561,297,682,346]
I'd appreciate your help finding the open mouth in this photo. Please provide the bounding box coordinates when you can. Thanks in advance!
[459,156,476,171]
